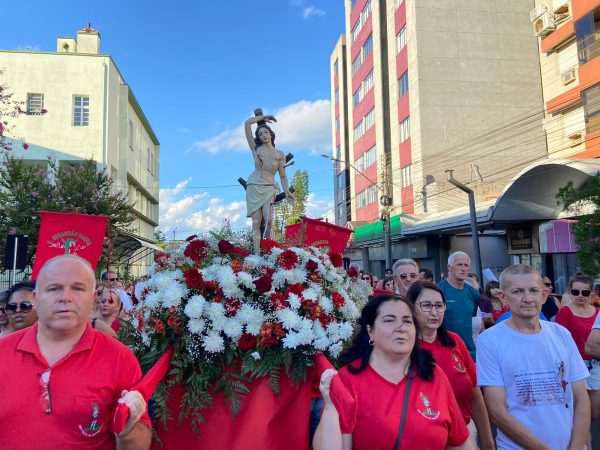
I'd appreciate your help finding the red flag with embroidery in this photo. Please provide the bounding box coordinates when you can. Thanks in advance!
[32,211,108,279]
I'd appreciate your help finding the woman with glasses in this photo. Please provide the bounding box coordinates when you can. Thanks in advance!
[3,282,37,336]
[484,281,507,321]
[360,272,374,288]
[0,291,12,338]
[556,274,600,422]
[407,281,495,450]
[314,293,474,450]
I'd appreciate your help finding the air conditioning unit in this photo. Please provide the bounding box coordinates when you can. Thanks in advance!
[567,131,584,146]
[533,12,556,37]
[530,4,548,22]
[561,68,576,85]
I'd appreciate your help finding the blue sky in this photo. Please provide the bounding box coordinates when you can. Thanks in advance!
[3,0,344,239]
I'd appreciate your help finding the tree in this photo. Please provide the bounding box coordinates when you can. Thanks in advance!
[0,155,135,269]
[273,170,310,240]
[556,173,600,276]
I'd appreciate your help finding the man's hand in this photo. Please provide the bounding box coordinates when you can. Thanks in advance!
[117,390,146,438]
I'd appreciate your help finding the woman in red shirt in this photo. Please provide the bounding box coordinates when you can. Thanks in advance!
[95,288,122,333]
[406,281,494,450]
[314,294,473,450]
[484,281,507,321]
[555,274,600,420]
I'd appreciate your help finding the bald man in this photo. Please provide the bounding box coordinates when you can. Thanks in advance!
[0,255,151,450]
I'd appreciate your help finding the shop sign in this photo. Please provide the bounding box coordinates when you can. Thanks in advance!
[509,228,532,250]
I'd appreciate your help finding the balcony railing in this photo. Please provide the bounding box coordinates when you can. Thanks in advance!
[578,31,600,64]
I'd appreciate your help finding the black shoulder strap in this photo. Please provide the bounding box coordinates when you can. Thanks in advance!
[392,367,413,450]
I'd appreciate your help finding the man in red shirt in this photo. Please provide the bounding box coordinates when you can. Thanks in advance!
[0,255,151,450]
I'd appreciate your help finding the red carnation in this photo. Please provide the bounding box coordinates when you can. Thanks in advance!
[346,266,359,278]
[184,239,210,263]
[305,259,318,272]
[218,239,234,254]
[287,283,305,296]
[232,246,250,257]
[258,322,285,347]
[328,251,343,268]
[332,292,346,308]
[261,238,282,254]
[238,333,258,351]
[269,292,288,310]
[152,319,165,334]
[184,268,203,289]
[225,298,241,315]
[278,249,299,270]
[253,275,273,293]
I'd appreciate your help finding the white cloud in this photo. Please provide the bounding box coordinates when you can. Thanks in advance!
[305,193,333,220]
[16,44,40,51]
[191,99,331,155]
[302,7,325,19]
[159,179,249,238]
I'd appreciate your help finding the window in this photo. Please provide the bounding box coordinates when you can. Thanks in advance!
[353,86,363,108]
[583,84,600,134]
[352,53,362,77]
[575,11,600,64]
[335,88,339,104]
[27,93,44,115]
[400,116,410,142]
[334,59,339,75]
[352,21,361,43]
[363,70,374,94]
[336,116,340,131]
[364,145,377,168]
[73,96,89,126]
[364,108,375,130]
[337,173,345,191]
[396,26,407,54]
[363,34,373,58]
[147,147,153,174]
[354,120,364,142]
[351,0,372,43]
[401,165,412,188]
[336,145,341,161]
[399,71,409,97]
[356,185,378,208]
[129,121,134,149]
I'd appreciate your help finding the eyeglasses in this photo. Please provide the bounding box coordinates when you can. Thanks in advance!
[571,289,591,297]
[107,277,119,282]
[40,368,52,414]
[5,301,34,314]
[543,282,552,287]
[397,272,418,280]
[417,302,446,313]
[361,277,372,281]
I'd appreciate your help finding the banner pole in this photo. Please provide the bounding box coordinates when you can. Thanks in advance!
[11,236,18,288]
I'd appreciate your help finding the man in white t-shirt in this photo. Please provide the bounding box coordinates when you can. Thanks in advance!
[477,264,590,450]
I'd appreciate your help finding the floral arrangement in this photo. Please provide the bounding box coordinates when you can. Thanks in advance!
[122,233,371,431]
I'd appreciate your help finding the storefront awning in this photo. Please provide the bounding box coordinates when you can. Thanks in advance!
[111,233,162,265]
[354,214,403,244]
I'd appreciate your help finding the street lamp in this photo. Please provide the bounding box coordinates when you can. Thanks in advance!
[445,170,483,286]
[322,154,393,268]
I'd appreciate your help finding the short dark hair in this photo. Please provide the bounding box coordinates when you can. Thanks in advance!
[101,271,117,281]
[418,268,434,281]
[484,281,500,298]
[405,281,456,348]
[6,281,36,303]
[341,294,435,380]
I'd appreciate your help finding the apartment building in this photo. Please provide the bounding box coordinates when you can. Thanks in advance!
[0,26,160,275]
[534,0,600,158]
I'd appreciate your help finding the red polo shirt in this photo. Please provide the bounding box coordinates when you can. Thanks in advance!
[337,362,469,450]
[0,322,151,450]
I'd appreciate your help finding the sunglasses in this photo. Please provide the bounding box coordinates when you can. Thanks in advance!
[571,289,591,297]
[543,282,552,287]
[107,277,119,282]
[397,272,418,280]
[40,368,52,414]
[5,301,34,314]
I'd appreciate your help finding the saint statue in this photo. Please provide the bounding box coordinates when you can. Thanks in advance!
[244,109,294,253]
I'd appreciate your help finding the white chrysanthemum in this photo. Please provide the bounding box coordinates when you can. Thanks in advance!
[276,308,302,330]
[236,272,254,289]
[202,331,225,353]
[327,322,341,342]
[244,254,267,269]
[318,296,334,314]
[282,331,300,349]
[206,302,227,328]
[297,318,315,345]
[143,291,160,309]
[289,247,311,262]
[339,321,354,340]
[246,319,264,336]
[184,295,206,319]
[187,318,206,334]
[313,336,331,351]
[251,351,261,360]
[218,265,237,287]
[141,332,151,346]
[340,299,360,319]
[236,304,263,324]
[223,318,243,340]
[134,280,149,300]
[329,342,343,358]
[200,265,220,282]
[287,293,301,310]
[211,313,229,332]
[303,286,319,301]
[161,283,187,308]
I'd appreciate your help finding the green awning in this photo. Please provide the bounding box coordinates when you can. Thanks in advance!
[354,214,403,244]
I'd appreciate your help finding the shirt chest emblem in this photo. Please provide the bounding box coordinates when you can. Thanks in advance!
[451,351,466,373]
[78,402,104,437]
[417,392,440,420]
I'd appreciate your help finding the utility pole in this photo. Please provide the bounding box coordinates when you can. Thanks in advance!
[379,154,393,269]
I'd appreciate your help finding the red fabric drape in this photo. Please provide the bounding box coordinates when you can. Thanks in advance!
[32,211,108,279]
[285,218,352,254]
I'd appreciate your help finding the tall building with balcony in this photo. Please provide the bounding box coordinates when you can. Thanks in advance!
[0,26,160,275]
[534,0,600,158]
[330,0,549,274]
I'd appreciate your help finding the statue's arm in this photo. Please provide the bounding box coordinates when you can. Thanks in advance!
[277,151,294,203]
[245,115,276,154]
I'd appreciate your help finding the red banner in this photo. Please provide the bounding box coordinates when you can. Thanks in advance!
[32,211,108,279]
[285,218,352,254]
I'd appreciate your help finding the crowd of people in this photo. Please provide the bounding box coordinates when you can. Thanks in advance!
[315,253,600,450]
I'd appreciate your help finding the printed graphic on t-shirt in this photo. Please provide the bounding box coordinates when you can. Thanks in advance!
[417,392,440,420]
[514,361,569,407]
[78,402,104,437]
[451,350,466,373]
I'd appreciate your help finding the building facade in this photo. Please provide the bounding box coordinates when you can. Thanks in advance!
[0,26,160,275]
